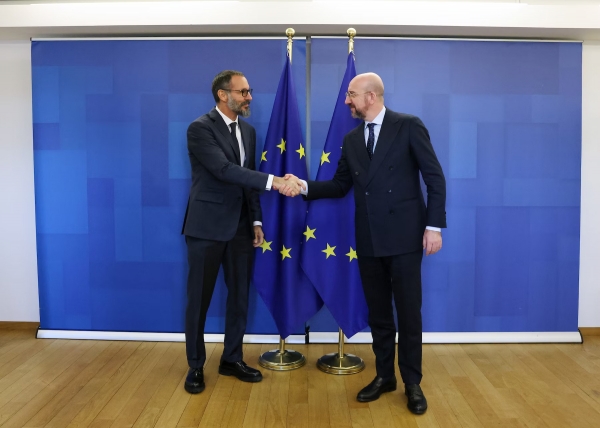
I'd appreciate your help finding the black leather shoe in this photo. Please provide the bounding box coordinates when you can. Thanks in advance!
[356,376,397,402]
[218,360,263,382]
[405,384,427,414]
[184,368,205,394]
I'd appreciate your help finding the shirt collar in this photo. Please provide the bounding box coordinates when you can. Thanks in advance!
[215,106,238,127]
[365,106,386,128]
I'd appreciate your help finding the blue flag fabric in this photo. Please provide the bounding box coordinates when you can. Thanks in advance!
[253,57,323,338]
[300,53,369,338]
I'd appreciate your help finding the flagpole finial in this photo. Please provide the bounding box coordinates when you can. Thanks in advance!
[347,28,356,54]
[286,28,295,62]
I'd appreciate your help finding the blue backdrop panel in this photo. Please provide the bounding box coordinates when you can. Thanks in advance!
[309,38,581,333]
[33,39,307,333]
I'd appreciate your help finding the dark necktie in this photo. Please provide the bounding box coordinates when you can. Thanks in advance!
[229,122,242,165]
[366,123,375,160]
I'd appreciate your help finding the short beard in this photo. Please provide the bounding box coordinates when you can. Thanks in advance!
[350,106,366,120]
[227,96,251,118]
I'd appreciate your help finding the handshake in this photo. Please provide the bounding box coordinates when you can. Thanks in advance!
[272,174,305,197]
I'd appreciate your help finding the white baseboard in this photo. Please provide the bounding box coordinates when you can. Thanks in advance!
[36,329,582,343]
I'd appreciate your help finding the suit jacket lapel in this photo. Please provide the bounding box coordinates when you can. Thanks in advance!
[366,109,403,186]
[209,108,241,164]
[349,126,371,177]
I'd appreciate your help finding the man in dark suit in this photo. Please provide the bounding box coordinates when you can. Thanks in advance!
[282,72,446,414]
[182,70,300,394]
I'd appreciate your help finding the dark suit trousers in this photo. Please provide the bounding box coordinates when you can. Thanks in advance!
[185,209,253,369]
[357,250,423,385]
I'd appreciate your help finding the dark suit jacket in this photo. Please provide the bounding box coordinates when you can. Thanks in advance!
[182,108,270,241]
[306,108,446,257]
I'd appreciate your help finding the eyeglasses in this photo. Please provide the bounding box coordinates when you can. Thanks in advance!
[345,91,372,99]
[222,88,253,97]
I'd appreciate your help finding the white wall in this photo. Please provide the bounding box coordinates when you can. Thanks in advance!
[0,0,599,327]
[579,41,600,327]
[0,41,40,322]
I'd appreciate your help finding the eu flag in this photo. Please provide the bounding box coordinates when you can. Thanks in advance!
[300,53,369,338]
[253,56,323,338]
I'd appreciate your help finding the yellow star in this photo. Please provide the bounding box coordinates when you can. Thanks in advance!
[280,245,292,260]
[277,139,286,154]
[322,243,336,259]
[261,151,267,162]
[303,225,316,241]
[346,247,358,262]
[259,240,272,253]
[296,144,306,159]
[320,151,331,166]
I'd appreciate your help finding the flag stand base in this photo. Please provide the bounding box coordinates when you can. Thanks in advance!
[316,328,365,375]
[258,337,306,371]
[317,352,365,375]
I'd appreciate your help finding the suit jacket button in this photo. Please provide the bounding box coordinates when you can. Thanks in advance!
[355,171,359,175]
[389,166,394,170]
[388,189,392,193]
[365,192,369,196]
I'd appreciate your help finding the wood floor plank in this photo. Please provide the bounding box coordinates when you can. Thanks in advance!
[62,342,154,428]
[326,363,352,427]
[286,344,309,428]
[21,341,126,428]
[151,359,193,428]
[198,374,235,427]
[40,341,140,428]
[306,344,330,428]
[264,369,290,428]
[0,335,44,370]
[0,340,105,428]
[86,342,169,428]
[429,345,484,428]
[0,340,71,410]
[455,344,519,420]
[175,342,217,428]
[498,345,589,428]
[0,340,63,395]
[131,343,188,428]
[109,343,182,428]
[523,344,600,427]
[467,345,548,428]
[0,330,598,428]
[241,344,274,428]
[419,351,461,428]
[349,408,374,428]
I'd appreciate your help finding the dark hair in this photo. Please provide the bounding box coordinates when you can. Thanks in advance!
[211,70,244,103]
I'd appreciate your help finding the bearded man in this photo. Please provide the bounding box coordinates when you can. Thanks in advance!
[181,70,297,394]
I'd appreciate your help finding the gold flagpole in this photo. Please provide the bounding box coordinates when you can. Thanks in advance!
[316,28,365,375]
[258,28,306,371]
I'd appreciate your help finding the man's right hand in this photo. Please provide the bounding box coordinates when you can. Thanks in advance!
[272,174,305,197]
[282,174,306,197]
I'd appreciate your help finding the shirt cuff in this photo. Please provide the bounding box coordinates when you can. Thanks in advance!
[253,221,262,227]
[426,226,441,232]
[300,179,308,196]
[266,174,274,190]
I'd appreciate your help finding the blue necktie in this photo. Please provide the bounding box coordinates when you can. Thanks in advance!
[366,123,375,160]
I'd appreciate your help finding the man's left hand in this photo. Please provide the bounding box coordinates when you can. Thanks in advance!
[253,226,265,248]
[423,229,442,256]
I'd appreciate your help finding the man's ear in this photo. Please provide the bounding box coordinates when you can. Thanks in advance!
[217,89,228,103]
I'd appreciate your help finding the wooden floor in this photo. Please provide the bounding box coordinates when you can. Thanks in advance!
[1,326,599,427]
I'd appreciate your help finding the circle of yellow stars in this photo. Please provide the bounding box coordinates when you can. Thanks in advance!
[259,226,356,262]
[260,140,306,164]
[257,138,355,263]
